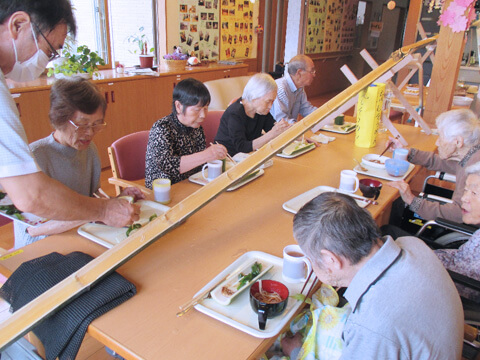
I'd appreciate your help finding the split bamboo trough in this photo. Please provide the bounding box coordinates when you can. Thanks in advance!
[0,36,437,351]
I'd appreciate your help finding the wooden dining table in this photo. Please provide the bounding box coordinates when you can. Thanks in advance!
[0,124,438,359]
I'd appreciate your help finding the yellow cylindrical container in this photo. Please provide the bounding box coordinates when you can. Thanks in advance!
[355,83,385,148]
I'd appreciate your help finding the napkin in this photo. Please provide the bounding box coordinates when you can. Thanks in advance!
[0,252,136,360]
[311,133,336,144]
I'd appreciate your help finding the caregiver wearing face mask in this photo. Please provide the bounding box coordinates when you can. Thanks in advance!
[0,1,140,229]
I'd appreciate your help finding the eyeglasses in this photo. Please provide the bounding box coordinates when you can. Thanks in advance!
[32,22,60,61]
[69,120,107,133]
[303,68,316,75]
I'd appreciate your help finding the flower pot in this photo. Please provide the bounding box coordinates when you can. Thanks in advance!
[139,55,154,68]
[162,59,187,71]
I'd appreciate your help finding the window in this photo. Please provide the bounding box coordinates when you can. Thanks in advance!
[69,0,157,68]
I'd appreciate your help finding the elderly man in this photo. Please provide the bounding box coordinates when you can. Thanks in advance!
[0,1,139,228]
[270,54,317,124]
[287,192,463,359]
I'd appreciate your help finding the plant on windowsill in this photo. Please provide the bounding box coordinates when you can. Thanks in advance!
[47,44,105,79]
[127,27,155,68]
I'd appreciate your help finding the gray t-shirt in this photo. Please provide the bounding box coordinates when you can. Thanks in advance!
[14,133,101,248]
[341,236,464,359]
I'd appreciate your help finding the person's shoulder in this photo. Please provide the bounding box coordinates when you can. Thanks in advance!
[29,134,54,153]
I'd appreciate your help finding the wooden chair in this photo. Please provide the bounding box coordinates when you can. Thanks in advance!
[203,110,224,145]
[108,130,152,196]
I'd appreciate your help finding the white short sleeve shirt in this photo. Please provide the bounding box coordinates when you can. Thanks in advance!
[0,69,40,178]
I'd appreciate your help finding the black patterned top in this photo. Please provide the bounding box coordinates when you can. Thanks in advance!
[145,113,206,188]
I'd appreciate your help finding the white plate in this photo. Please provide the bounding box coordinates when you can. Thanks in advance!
[354,163,415,181]
[194,251,315,338]
[276,143,316,158]
[77,200,170,248]
[189,168,264,190]
[0,193,49,227]
[282,186,368,214]
[211,260,274,305]
[320,122,356,134]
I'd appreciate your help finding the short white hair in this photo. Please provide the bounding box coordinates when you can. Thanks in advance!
[436,109,480,147]
[466,162,480,176]
[242,73,277,101]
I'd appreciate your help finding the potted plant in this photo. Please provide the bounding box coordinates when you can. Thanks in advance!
[162,46,188,71]
[47,44,105,79]
[127,27,155,68]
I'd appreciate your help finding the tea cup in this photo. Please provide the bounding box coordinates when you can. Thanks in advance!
[202,160,223,181]
[339,170,359,193]
[282,245,312,283]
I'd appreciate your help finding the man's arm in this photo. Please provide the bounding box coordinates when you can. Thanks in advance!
[1,172,139,227]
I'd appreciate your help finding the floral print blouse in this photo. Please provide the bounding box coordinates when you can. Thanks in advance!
[435,229,480,302]
[145,113,206,188]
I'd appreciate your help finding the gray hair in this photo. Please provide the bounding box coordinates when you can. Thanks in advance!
[466,162,480,176]
[293,192,383,267]
[242,73,277,101]
[436,109,480,147]
[286,55,312,75]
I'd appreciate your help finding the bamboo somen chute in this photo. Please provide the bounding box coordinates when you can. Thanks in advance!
[0,36,437,351]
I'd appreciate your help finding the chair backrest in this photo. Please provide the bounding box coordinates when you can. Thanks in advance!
[109,130,150,181]
[204,75,252,110]
[203,110,224,145]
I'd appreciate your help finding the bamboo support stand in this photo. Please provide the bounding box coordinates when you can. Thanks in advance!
[0,36,438,352]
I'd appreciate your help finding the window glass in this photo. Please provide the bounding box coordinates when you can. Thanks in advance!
[108,0,156,67]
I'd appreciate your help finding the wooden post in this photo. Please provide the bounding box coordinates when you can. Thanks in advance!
[423,0,467,124]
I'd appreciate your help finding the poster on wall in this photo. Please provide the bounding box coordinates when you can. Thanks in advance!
[305,0,327,54]
[323,0,343,52]
[179,0,220,61]
[220,0,254,60]
[339,0,358,51]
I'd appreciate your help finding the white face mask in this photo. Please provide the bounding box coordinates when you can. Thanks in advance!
[5,23,50,82]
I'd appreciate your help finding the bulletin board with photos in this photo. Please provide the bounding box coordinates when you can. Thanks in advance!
[305,0,358,54]
[179,0,220,61]
[220,0,255,60]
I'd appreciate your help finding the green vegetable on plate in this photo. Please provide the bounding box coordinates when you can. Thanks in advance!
[237,261,262,290]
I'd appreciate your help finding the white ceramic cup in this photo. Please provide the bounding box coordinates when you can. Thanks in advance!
[282,245,312,283]
[339,169,359,193]
[393,148,409,161]
[153,178,171,204]
[202,160,223,181]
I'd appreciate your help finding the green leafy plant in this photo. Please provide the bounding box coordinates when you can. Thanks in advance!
[127,27,155,55]
[47,44,105,77]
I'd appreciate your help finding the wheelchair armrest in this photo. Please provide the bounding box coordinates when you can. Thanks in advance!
[448,270,480,292]
[436,218,478,235]
[435,171,456,183]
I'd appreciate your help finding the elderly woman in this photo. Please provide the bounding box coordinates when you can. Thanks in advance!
[214,73,290,156]
[387,109,480,225]
[435,161,480,302]
[14,78,143,248]
[145,78,227,187]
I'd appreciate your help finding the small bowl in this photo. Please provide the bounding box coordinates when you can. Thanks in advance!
[453,96,473,107]
[250,280,289,330]
[361,154,389,169]
[359,179,383,199]
[385,158,410,177]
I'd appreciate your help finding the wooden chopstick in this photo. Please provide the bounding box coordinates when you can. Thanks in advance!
[347,193,378,205]
[210,142,236,164]
[300,269,314,295]
[378,134,400,158]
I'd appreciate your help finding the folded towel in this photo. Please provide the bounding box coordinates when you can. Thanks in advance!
[311,133,336,144]
[0,252,136,360]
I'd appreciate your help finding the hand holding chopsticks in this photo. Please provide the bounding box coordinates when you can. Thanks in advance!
[210,142,236,164]
[378,135,400,158]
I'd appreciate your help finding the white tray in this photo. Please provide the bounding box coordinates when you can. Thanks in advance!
[0,193,49,227]
[189,168,264,190]
[77,200,170,248]
[276,143,316,158]
[354,163,415,181]
[320,122,356,134]
[194,251,315,338]
[282,186,368,214]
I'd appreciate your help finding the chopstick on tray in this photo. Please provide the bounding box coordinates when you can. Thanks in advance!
[348,193,378,206]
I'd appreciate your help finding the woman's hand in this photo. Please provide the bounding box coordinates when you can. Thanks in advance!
[269,119,290,137]
[386,136,405,152]
[388,180,415,205]
[119,187,145,202]
[280,332,303,357]
[205,143,228,162]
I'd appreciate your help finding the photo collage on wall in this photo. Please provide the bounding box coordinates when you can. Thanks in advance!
[306,0,358,54]
[179,0,220,61]
[220,0,254,60]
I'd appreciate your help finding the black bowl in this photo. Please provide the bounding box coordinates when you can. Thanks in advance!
[250,280,289,330]
[359,178,383,199]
